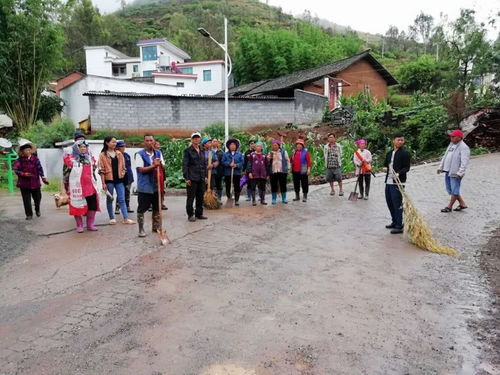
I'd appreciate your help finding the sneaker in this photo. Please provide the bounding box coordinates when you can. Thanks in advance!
[252,201,257,206]
[123,219,135,224]
[162,205,168,210]
[330,191,335,196]
[364,195,369,200]
[339,191,344,197]
[115,209,120,215]
[36,211,41,217]
[127,208,134,213]
[188,216,196,222]
[109,219,117,225]
[26,216,33,220]
[196,215,208,220]
[390,228,404,234]
[385,223,396,229]
[261,201,268,205]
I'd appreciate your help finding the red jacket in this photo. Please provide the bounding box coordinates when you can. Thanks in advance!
[292,150,312,173]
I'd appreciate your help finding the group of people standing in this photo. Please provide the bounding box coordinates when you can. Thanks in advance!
[12,128,470,239]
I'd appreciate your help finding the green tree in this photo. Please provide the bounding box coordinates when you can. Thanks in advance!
[0,0,65,130]
[409,12,434,53]
[397,55,445,92]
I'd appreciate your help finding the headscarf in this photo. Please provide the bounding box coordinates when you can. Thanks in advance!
[72,140,91,164]
[355,139,367,146]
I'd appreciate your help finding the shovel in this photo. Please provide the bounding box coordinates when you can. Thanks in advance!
[348,177,359,201]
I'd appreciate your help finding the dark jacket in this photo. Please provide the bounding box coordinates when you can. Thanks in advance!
[183,145,207,182]
[384,148,411,183]
[123,152,134,185]
[243,149,253,172]
[215,149,224,176]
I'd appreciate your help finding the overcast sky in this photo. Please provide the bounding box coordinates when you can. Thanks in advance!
[93,0,499,37]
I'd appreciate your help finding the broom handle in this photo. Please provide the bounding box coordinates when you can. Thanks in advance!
[156,165,163,229]
[207,152,212,191]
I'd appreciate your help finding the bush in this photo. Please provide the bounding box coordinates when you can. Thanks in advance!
[203,122,225,140]
[37,95,64,123]
[19,118,75,148]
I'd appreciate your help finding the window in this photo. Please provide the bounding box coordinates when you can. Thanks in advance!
[142,46,157,61]
[203,70,212,82]
[177,82,185,87]
[143,70,155,77]
[133,65,139,73]
[179,67,193,74]
[119,66,126,75]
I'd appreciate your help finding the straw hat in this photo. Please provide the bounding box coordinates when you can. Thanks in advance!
[16,140,36,154]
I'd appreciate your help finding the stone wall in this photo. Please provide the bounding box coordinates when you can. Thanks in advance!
[87,90,326,132]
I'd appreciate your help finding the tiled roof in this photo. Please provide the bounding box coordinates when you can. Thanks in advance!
[235,50,397,96]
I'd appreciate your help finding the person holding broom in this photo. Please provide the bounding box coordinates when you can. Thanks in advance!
[183,132,208,222]
[222,139,244,206]
[212,139,225,203]
[437,129,470,213]
[135,134,163,237]
[384,133,411,234]
[247,141,268,206]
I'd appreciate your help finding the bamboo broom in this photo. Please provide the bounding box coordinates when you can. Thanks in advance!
[391,169,457,256]
[204,152,220,209]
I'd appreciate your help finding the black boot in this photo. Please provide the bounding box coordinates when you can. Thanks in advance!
[293,193,300,201]
[260,191,267,205]
[302,193,308,202]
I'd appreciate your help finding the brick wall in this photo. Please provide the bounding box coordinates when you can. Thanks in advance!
[336,59,389,102]
[88,92,325,132]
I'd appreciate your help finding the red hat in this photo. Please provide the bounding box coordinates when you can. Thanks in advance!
[449,129,464,138]
[295,139,305,146]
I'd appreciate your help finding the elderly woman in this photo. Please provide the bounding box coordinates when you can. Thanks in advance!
[64,140,100,233]
[247,141,268,206]
[98,136,135,225]
[353,139,373,200]
[221,138,244,206]
[291,139,312,202]
[13,142,48,220]
[267,139,290,204]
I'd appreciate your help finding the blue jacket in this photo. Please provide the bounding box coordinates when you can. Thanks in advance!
[136,149,162,194]
[123,152,134,185]
[221,151,244,176]
[204,149,219,175]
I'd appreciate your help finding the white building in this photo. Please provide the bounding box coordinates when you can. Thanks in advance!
[59,38,229,127]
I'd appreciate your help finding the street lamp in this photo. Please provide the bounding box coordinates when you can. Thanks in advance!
[198,17,232,145]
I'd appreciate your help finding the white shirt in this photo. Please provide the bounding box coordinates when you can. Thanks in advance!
[442,144,457,172]
[135,149,165,168]
[386,151,396,185]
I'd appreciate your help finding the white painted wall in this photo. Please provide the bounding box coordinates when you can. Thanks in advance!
[85,48,113,77]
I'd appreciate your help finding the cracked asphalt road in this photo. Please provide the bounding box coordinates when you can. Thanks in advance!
[0,153,499,375]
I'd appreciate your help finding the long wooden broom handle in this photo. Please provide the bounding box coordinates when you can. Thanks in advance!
[207,152,212,190]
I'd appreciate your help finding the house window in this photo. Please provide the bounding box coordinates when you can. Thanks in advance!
[203,70,212,81]
[143,70,155,77]
[177,82,185,87]
[142,46,157,61]
[133,65,139,73]
[119,66,126,75]
[180,67,193,74]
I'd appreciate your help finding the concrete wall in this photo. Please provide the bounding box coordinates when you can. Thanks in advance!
[85,48,113,77]
[294,89,328,125]
[89,95,296,131]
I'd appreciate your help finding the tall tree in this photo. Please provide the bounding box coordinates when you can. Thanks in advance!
[409,12,434,53]
[0,0,65,130]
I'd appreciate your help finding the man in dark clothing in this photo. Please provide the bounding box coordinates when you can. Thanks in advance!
[384,133,411,234]
[183,132,208,222]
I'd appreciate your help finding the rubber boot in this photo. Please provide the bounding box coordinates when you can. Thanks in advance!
[152,211,161,233]
[302,193,308,203]
[86,210,98,231]
[137,213,146,237]
[235,191,240,206]
[75,216,84,233]
[260,190,267,205]
[271,193,277,205]
[252,191,257,206]
[281,192,288,204]
[293,193,300,201]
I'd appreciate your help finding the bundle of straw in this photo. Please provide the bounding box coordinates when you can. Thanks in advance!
[204,152,220,209]
[392,169,457,256]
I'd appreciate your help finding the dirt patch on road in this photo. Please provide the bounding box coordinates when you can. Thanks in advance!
[474,226,500,372]
[0,213,37,265]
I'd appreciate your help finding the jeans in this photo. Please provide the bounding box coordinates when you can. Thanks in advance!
[106,181,128,220]
[385,184,403,229]
[20,188,41,217]
[445,173,461,196]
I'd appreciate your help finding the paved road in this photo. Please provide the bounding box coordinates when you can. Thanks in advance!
[0,154,499,375]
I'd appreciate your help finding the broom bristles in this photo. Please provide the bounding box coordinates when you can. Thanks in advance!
[392,169,457,256]
[204,189,220,209]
